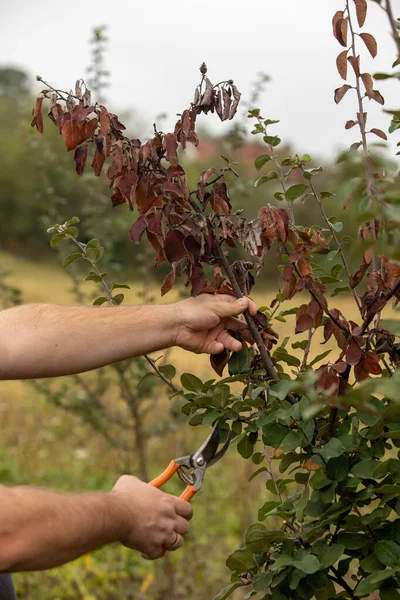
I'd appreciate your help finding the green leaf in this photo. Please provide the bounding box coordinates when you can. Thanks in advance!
[301,154,313,164]
[63,253,82,268]
[309,350,332,368]
[374,540,400,567]
[258,501,281,520]
[351,459,379,479]
[285,184,309,202]
[228,345,248,374]
[50,233,65,247]
[326,455,349,482]
[112,294,124,305]
[354,570,396,597]
[62,226,79,238]
[337,532,369,550]
[112,283,131,290]
[314,438,344,461]
[320,191,334,198]
[281,429,304,452]
[86,238,101,248]
[237,435,254,459]
[213,582,246,600]
[180,373,203,393]
[262,422,288,448]
[255,172,278,186]
[158,364,176,380]
[254,154,272,171]
[331,221,343,232]
[65,216,80,226]
[86,246,104,262]
[273,347,300,367]
[252,573,271,593]
[313,543,345,569]
[93,296,109,306]
[293,554,320,574]
[263,134,281,147]
[226,547,254,571]
[85,273,103,282]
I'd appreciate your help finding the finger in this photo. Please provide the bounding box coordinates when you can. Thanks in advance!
[165,533,183,552]
[174,497,194,520]
[208,340,225,355]
[216,329,242,352]
[215,295,257,318]
[141,546,165,560]
[175,516,191,536]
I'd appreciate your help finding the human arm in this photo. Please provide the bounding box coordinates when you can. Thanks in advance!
[0,294,256,379]
[0,476,192,571]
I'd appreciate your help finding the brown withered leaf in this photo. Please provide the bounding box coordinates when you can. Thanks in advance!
[136,177,163,214]
[113,173,138,210]
[210,182,231,216]
[129,215,147,243]
[354,0,367,27]
[295,313,314,334]
[189,263,208,297]
[91,149,105,176]
[74,144,88,176]
[229,84,241,119]
[215,89,223,121]
[164,133,178,166]
[332,11,344,38]
[31,96,44,134]
[165,230,187,263]
[298,258,312,277]
[161,266,176,296]
[61,116,82,151]
[346,341,363,365]
[360,33,377,58]
[147,230,166,270]
[181,110,191,137]
[350,142,362,151]
[363,353,382,375]
[347,55,361,77]
[361,73,374,96]
[99,106,110,136]
[210,348,230,377]
[371,90,385,105]
[350,262,370,288]
[345,120,357,129]
[340,18,349,47]
[222,87,231,121]
[80,118,98,143]
[370,128,387,141]
[337,50,348,80]
[334,84,352,104]
[332,12,347,46]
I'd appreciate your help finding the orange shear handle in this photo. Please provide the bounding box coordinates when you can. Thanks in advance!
[150,460,197,502]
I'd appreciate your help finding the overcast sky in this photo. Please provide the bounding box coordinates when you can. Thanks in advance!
[1,0,400,160]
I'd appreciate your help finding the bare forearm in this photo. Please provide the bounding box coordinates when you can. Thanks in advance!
[0,485,126,571]
[0,303,180,379]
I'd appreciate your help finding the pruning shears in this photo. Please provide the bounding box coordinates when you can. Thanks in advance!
[150,422,231,502]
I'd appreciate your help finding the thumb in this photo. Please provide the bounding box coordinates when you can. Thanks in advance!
[217,296,250,318]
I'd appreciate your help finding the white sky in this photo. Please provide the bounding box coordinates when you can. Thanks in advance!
[1,0,400,159]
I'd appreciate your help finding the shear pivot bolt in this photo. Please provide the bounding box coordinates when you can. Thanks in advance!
[196,457,205,467]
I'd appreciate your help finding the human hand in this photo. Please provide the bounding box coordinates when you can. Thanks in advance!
[111,475,192,559]
[174,293,257,354]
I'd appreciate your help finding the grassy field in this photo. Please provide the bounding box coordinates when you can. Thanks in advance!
[0,249,381,599]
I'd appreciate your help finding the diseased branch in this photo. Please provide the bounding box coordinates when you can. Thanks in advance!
[213,241,297,405]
